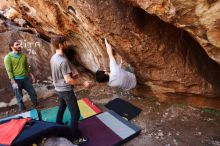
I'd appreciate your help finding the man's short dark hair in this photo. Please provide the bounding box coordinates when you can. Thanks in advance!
[95,70,109,83]
[8,40,18,51]
[51,36,66,49]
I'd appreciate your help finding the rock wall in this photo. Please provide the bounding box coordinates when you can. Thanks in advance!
[2,0,220,105]
[126,0,220,63]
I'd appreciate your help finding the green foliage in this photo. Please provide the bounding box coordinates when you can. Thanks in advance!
[203,108,220,116]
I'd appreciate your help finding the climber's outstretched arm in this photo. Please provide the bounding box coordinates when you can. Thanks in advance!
[105,38,116,62]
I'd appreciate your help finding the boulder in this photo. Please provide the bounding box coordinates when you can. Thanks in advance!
[4,0,220,107]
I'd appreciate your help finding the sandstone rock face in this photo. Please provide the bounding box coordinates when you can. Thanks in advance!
[4,0,220,105]
[0,0,10,10]
[126,0,220,63]
[0,0,22,20]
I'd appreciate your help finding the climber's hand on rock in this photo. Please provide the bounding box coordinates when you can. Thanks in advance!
[105,38,113,55]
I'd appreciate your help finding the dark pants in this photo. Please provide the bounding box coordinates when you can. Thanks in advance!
[56,90,80,139]
[14,77,37,110]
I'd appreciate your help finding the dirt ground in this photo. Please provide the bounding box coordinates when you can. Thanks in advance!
[0,83,220,146]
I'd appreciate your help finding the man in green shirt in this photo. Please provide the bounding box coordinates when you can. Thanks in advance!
[4,40,38,111]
